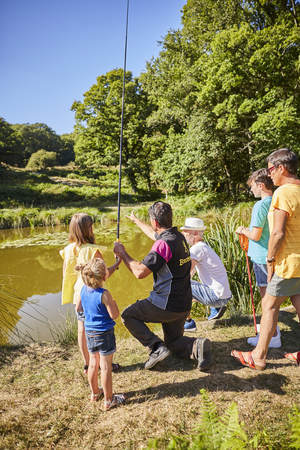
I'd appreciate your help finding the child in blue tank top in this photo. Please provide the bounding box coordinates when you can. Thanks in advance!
[76,258,125,410]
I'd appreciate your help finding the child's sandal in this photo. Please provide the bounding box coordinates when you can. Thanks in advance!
[104,393,126,411]
[90,388,104,402]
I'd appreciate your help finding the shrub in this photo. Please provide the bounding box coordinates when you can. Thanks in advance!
[26,149,57,170]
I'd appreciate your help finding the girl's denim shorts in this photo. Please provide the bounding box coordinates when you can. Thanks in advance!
[86,328,116,355]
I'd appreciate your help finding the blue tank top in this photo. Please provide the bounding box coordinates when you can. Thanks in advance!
[80,285,115,332]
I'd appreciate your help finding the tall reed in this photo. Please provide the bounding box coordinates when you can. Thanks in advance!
[206,216,260,315]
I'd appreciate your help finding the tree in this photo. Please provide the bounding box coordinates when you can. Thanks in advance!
[0,118,24,166]
[59,133,75,165]
[72,69,156,191]
[26,149,57,170]
[141,0,300,197]
[12,122,63,165]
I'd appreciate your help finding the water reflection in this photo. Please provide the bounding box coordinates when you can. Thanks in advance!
[0,223,153,343]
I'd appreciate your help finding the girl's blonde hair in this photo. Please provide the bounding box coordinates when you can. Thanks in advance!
[69,213,95,245]
[76,258,106,289]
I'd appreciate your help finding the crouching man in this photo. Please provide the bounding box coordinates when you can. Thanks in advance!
[114,202,212,371]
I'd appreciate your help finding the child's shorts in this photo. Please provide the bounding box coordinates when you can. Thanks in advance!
[86,328,116,355]
[74,305,85,322]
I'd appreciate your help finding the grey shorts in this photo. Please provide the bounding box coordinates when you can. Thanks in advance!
[266,273,300,297]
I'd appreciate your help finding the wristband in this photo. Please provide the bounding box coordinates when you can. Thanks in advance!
[267,257,275,263]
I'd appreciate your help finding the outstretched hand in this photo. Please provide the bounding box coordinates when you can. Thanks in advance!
[126,211,139,224]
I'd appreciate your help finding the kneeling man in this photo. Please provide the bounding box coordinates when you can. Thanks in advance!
[114,202,212,371]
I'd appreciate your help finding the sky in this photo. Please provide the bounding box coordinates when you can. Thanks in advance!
[0,0,186,135]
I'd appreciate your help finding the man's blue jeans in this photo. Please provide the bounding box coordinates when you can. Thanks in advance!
[191,281,230,307]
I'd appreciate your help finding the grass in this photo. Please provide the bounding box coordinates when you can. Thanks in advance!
[0,163,254,230]
[0,308,299,448]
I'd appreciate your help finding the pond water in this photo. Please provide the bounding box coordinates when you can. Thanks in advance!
[0,223,154,343]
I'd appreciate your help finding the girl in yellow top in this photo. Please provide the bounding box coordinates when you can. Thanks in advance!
[60,213,121,373]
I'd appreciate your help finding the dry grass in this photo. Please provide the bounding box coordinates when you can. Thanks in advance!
[0,309,299,449]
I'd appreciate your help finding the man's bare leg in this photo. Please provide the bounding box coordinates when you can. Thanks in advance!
[291,294,300,320]
[252,294,287,363]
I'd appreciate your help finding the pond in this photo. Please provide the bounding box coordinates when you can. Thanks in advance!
[0,222,154,344]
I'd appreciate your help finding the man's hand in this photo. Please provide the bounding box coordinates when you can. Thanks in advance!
[126,211,138,224]
[267,261,274,283]
[114,241,126,257]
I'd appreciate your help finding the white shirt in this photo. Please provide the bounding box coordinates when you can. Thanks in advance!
[190,241,231,299]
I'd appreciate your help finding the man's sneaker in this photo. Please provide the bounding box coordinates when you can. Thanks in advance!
[247,325,281,348]
[208,306,226,321]
[144,345,171,370]
[184,319,197,332]
[195,338,212,371]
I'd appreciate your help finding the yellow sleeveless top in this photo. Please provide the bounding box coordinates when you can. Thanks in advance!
[59,243,103,305]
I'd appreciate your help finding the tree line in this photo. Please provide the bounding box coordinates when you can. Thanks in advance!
[0,119,74,169]
[1,0,299,200]
[72,0,299,197]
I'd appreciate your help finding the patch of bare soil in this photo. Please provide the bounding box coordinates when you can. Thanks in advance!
[48,176,94,187]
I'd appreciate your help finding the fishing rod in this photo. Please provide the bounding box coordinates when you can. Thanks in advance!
[239,234,258,334]
[116,0,130,241]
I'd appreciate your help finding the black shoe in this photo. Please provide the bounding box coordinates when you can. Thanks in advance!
[195,338,212,371]
[144,345,171,370]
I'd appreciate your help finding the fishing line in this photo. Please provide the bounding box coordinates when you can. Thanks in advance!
[117,0,130,240]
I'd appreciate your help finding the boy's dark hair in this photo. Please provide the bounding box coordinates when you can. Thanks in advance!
[267,148,299,175]
[247,168,274,191]
[148,201,173,228]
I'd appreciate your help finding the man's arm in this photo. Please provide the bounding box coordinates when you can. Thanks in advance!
[190,259,197,276]
[236,226,263,242]
[114,242,152,279]
[126,211,155,240]
[267,208,288,281]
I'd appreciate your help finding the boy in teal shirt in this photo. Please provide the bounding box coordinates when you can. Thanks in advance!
[236,169,281,348]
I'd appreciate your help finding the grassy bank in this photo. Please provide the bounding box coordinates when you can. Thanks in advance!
[0,309,299,449]
[0,164,253,229]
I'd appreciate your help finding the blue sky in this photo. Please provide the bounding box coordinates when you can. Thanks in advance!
[0,0,185,135]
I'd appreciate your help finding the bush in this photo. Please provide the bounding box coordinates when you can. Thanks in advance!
[26,149,57,170]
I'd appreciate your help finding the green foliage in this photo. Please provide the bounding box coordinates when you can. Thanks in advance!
[0,118,24,166]
[289,405,300,449]
[141,0,300,198]
[26,149,57,170]
[72,69,156,192]
[12,122,63,164]
[147,390,300,449]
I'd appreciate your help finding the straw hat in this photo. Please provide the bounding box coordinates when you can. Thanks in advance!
[180,217,206,231]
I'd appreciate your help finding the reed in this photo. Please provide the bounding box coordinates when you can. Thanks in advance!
[206,216,260,315]
[49,313,78,346]
[0,284,24,345]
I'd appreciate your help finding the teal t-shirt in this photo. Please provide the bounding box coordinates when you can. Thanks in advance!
[247,196,272,264]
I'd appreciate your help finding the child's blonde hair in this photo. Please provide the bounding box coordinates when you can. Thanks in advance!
[69,213,95,245]
[76,258,106,289]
